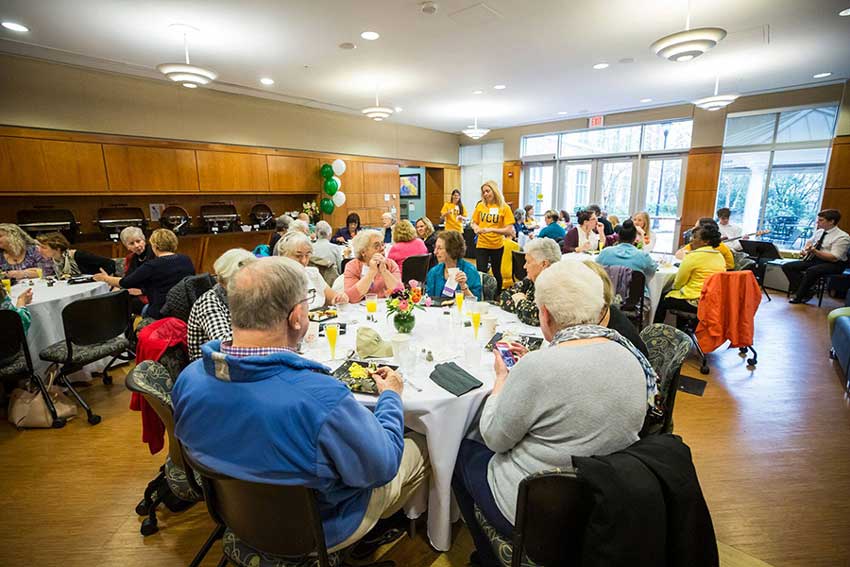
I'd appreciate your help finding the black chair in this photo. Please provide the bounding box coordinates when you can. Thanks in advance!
[0,311,67,428]
[183,451,394,567]
[667,309,710,375]
[639,324,691,436]
[618,270,647,330]
[511,250,527,283]
[39,290,135,425]
[815,268,850,307]
[400,254,431,288]
[340,257,354,275]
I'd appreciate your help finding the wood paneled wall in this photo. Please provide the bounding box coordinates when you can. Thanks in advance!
[679,147,723,245]
[502,161,522,210]
[822,136,850,213]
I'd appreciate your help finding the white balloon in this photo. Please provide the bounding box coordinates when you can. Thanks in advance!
[332,191,347,207]
[332,159,347,176]
[332,175,342,190]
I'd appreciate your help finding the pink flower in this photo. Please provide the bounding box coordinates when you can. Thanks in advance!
[398,300,409,311]
[409,279,420,289]
[424,296,432,307]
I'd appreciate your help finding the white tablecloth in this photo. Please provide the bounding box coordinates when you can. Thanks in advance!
[301,302,540,551]
[10,279,111,377]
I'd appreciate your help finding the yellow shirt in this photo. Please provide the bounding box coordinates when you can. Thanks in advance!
[684,242,735,270]
[473,203,516,249]
[441,202,465,232]
[667,246,726,300]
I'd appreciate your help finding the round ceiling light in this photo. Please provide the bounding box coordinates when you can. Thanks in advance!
[557,111,568,115]
[813,72,832,79]
[361,86,394,121]
[650,27,727,61]
[472,90,483,95]
[2,21,29,32]
[339,42,356,50]
[839,7,850,16]
[260,77,275,85]
[361,31,380,40]
[158,25,217,88]
[693,77,737,111]
[640,98,653,103]
[462,117,490,140]
[493,84,506,90]
[592,62,609,70]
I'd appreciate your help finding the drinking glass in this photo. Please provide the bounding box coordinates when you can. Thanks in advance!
[471,311,482,340]
[325,323,340,360]
[455,290,464,314]
[1,278,10,295]
[365,293,378,314]
[34,268,43,279]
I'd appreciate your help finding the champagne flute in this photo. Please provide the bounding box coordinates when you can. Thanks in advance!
[455,290,464,314]
[325,323,340,360]
[471,310,481,340]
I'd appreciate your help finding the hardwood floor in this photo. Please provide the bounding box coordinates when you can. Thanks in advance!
[0,294,848,566]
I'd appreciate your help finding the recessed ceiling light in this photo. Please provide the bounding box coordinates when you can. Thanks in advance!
[394,107,403,112]
[839,7,850,16]
[640,98,653,103]
[676,54,695,62]
[813,72,832,79]
[360,31,380,40]
[260,77,275,86]
[592,62,609,70]
[182,83,198,89]
[557,111,568,115]
[493,84,506,90]
[339,42,356,50]
[472,90,483,95]
[1,21,29,32]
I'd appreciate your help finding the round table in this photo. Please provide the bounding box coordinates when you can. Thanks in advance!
[10,279,111,377]
[301,302,541,552]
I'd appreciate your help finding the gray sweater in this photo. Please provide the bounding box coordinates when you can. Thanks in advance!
[480,339,647,524]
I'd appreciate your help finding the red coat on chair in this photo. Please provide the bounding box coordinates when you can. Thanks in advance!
[696,271,761,353]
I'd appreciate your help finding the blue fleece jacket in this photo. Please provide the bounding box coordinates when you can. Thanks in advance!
[596,243,658,278]
[537,222,566,241]
[172,341,405,548]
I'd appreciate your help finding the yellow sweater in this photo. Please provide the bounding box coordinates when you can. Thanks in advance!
[667,246,726,300]
[684,242,735,270]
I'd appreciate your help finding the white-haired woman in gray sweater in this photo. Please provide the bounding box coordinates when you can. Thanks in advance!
[452,260,657,567]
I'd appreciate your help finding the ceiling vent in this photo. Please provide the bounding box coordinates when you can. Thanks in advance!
[421,2,438,15]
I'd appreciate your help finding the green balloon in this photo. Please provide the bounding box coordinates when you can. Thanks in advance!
[320,197,335,214]
[320,163,334,179]
[323,177,339,196]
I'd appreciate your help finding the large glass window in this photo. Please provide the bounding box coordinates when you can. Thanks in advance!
[642,121,693,152]
[644,157,685,253]
[560,125,642,157]
[523,135,559,157]
[460,141,504,211]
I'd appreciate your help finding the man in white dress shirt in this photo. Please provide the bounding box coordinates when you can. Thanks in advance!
[716,207,743,252]
[783,209,850,304]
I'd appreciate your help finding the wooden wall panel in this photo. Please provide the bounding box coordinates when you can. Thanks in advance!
[502,161,521,209]
[825,137,850,190]
[197,151,269,192]
[41,140,108,191]
[103,145,198,192]
[327,160,364,230]
[0,137,48,191]
[360,163,399,226]
[679,148,723,245]
[199,231,272,274]
[267,155,321,193]
[425,167,445,222]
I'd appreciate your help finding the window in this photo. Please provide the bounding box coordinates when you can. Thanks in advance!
[715,104,837,247]
[560,125,642,157]
[642,121,693,151]
[460,141,505,210]
[523,135,558,157]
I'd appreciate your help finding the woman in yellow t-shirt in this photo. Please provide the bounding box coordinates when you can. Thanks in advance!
[440,189,466,232]
[471,180,516,291]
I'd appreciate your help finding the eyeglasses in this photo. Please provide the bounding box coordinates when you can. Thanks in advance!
[290,288,317,315]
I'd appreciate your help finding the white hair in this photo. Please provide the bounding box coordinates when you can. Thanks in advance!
[228,257,308,331]
[351,229,383,259]
[534,261,604,330]
[119,226,144,246]
[382,212,394,222]
[275,231,312,257]
[213,248,256,286]
[288,219,310,235]
[525,238,561,265]
[315,220,332,240]
[514,208,525,222]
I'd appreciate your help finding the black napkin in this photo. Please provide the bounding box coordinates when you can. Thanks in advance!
[429,362,483,397]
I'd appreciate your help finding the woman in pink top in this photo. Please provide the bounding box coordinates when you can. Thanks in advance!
[387,220,428,272]
[344,229,403,302]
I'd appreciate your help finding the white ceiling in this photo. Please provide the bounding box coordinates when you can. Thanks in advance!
[0,0,849,134]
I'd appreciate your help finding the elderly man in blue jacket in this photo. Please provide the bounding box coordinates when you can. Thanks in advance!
[173,256,428,554]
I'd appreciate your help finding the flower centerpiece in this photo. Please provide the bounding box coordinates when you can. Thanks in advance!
[386,283,425,333]
[302,200,320,223]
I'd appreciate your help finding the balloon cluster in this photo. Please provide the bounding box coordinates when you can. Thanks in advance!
[319,159,347,214]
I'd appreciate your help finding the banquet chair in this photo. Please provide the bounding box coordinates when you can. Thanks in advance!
[401,254,431,287]
[618,271,647,330]
[638,324,691,436]
[340,257,354,275]
[479,271,498,301]
[511,251,527,283]
[183,450,395,567]
[125,360,202,539]
[0,311,67,428]
[667,309,710,375]
[38,290,134,425]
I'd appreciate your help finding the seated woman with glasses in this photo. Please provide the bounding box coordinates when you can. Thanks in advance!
[426,230,482,300]
[277,232,349,310]
[0,223,53,279]
[344,229,403,302]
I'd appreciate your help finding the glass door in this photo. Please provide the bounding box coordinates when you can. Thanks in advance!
[641,156,685,253]
[558,161,593,216]
[522,162,555,224]
[598,159,635,220]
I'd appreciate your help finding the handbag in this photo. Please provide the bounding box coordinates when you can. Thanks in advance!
[8,364,78,428]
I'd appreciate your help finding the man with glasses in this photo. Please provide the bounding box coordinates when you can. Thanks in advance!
[784,209,850,304]
[173,257,429,556]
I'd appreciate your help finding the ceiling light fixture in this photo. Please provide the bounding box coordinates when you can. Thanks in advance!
[557,111,568,115]
[1,21,29,32]
[839,7,850,16]
[157,24,217,88]
[813,72,833,79]
[592,62,609,70]
[339,42,356,50]
[640,98,653,103]
[394,107,403,112]
[462,116,490,140]
[693,76,738,111]
[361,31,380,40]
[260,77,275,86]
[493,84,506,90]
[472,90,483,95]
[361,85,394,121]
[650,1,726,62]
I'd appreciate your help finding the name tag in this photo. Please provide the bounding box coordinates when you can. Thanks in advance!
[489,207,499,217]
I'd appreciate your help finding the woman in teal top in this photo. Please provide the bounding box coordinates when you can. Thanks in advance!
[536,210,566,241]
[426,230,482,300]
[1,285,32,334]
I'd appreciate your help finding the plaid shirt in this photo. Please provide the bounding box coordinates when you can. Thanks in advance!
[187,285,233,361]
[219,342,296,358]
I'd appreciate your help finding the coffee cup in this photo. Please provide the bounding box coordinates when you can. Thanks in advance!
[305,321,320,344]
[482,314,498,340]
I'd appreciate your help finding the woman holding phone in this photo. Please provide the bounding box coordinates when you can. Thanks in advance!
[471,181,515,292]
[440,189,467,232]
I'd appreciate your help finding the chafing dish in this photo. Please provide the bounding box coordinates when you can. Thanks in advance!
[17,209,79,242]
[200,204,240,234]
[95,206,146,242]
[159,205,191,236]
[249,203,275,231]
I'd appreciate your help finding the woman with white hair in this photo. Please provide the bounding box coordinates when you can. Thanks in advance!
[343,229,402,302]
[498,238,561,326]
[312,220,343,273]
[187,248,256,361]
[277,232,348,309]
[381,212,395,244]
[0,223,53,278]
[289,219,311,238]
[453,261,657,567]
[117,226,156,313]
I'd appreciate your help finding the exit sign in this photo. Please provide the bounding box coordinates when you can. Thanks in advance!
[588,115,604,128]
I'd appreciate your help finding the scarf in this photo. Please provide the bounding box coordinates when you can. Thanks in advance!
[550,324,659,410]
[53,250,81,278]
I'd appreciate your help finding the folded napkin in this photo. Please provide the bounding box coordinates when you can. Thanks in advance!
[429,362,483,397]
[356,327,394,358]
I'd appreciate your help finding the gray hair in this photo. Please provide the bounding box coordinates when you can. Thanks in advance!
[525,238,562,265]
[289,219,310,235]
[119,226,144,246]
[0,223,37,257]
[351,229,383,259]
[276,231,312,257]
[382,212,394,222]
[534,261,603,330]
[213,248,256,286]
[275,214,292,231]
[228,256,308,331]
[514,208,525,222]
[315,220,332,240]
